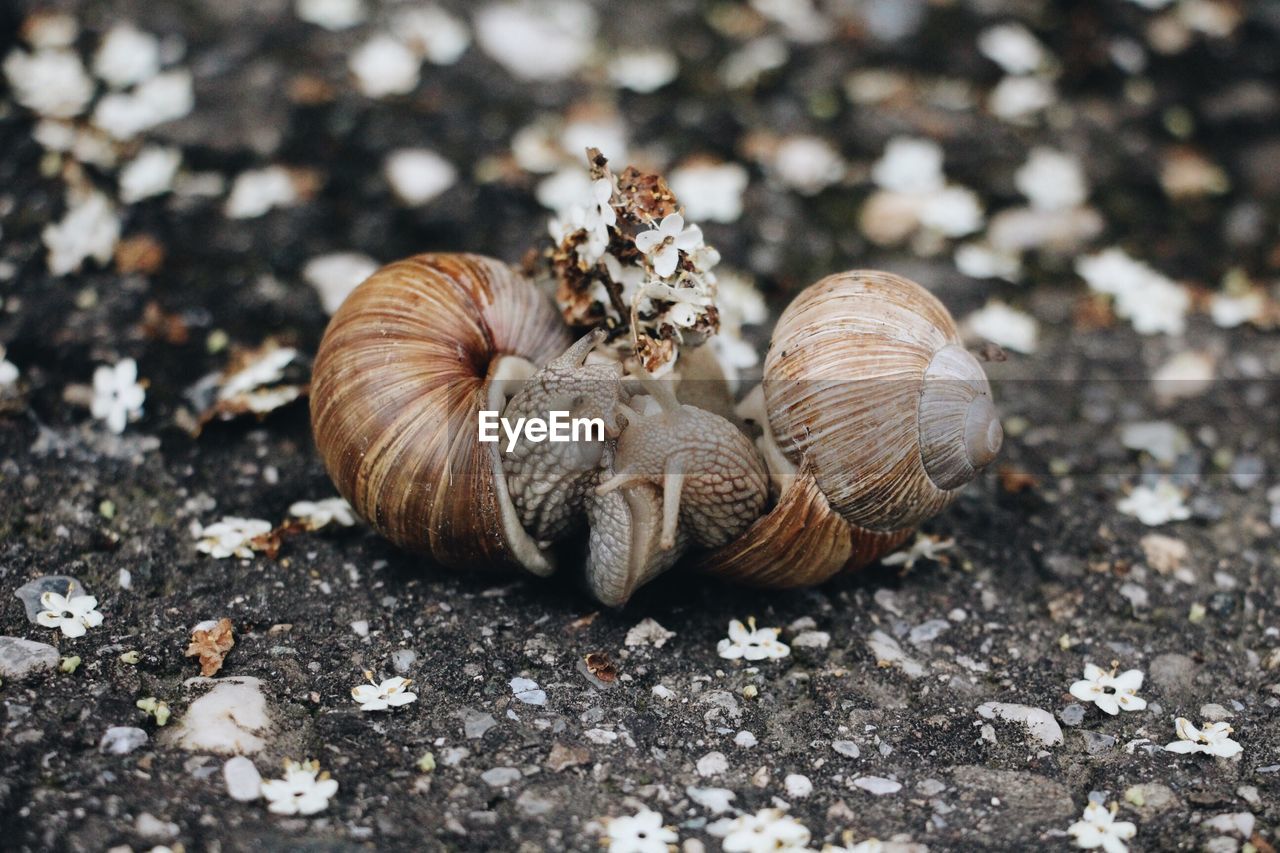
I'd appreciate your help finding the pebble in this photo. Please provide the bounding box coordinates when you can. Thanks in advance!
[1204,813,1254,838]
[223,756,262,801]
[687,786,736,814]
[480,767,522,787]
[510,676,547,706]
[852,776,902,795]
[391,649,417,674]
[733,730,757,748]
[976,702,1063,747]
[135,812,178,840]
[791,630,831,649]
[696,751,729,777]
[832,740,861,758]
[1080,731,1117,754]
[866,630,925,678]
[167,677,271,754]
[784,774,813,798]
[14,575,87,622]
[1059,704,1087,727]
[99,726,149,755]
[909,619,951,645]
[0,636,60,679]
[458,708,497,739]
[1199,703,1233,721]
[1227,455,1265,489]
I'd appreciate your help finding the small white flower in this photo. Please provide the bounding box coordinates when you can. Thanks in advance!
[289,497,357,530]
[118,146,182,204]
[871,137,944,194]
[3,47,94,119]
[1117,480,1191,526]
[918,185,984,237]
[37,588,104,638]
[351,673,417,711]
[978,23,1046,75]
[295,0,366,30]
[607,48,679,93]
[384,148,457,206]
[771,135,844,195]
[349,34,420,98]
[225,167,299,219]
[218,347,298,400]
[44,191,121,275]
[91,358,146,434]
[260,760,338,815]
[302,252,379,315]
[881,533,954,570]
[1015,148,1087,211]
[473,0,598,83]
[1067,802,1137,853]
[963,299,1039,354]
[392,5,471,65]
[0,347,19,389]
[669,161,748,224]
[989,74,1056,122]
[635,213,702,278]
[1164,717,1243,758]
[93,24,161,89]
[194,517,273,559]
[711,808,810,853]
[1075,248,1190,337]
[588,177,617,235]
[1069,663,1147,715]
[717,617,790,661]
[603,807,678,853]
[955,242,1022,280]
[92,70,195,141]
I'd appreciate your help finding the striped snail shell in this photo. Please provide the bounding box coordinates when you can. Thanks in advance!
[703,270,1001,587]
[310,253,571,576]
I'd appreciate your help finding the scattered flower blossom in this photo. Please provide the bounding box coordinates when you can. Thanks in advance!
[302,252,379,314]
[92,69,195,140]
[474,0,598,82]
[384,148,457,205]
[1075,248,1189,336]
[349,34,420,98]
[261,760,338,815]
[194,517,273,559]
[603,807,678,853]
[351,673,418,711]
[1164,717,1242,758]
[669,161,749,224]
[711,808,811,853]
[1069,663,1147,715]
[955,242,1022,280]
[1117,480,1191,526]
[93,24,161,88]
[964,299,1039,354]
[1068,802,1136,853]
[770,135,845,195]
[91,358,146,434]
[0,347,19,390]
[978,23,1046,75]
[717,617,790,661]
[1015,148,1087,211]
[635,213,704,278]
[44,191,121,275]
[289,497,357,530]
[871,137,944,194]
[118,145,182,204]
[295,0,366,30]
[607,48,679,93]
[393,5,471,65]
[37,588,104,638]
[881,533,954,570]
[3,47,94,119]
[989,75,1056,122]
[225,166,300,219]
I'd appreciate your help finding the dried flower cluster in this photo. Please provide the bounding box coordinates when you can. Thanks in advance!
[543,149,722,375]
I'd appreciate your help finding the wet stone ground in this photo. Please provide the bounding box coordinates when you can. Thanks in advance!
[1,0,1279,851]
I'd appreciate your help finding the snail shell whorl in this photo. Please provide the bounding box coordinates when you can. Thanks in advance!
[310,253,571,573]
[762,270,1001,532]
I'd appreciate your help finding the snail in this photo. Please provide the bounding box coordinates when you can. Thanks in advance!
[310,256,1002,604]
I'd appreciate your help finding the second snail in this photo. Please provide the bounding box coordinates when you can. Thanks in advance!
[310,151,1002,605]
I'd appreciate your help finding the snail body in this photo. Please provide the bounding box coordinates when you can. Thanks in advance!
[311,257,1001,603]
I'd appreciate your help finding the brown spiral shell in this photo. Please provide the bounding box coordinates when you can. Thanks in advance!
[703,270,1000,586]
[310,253,571,574]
